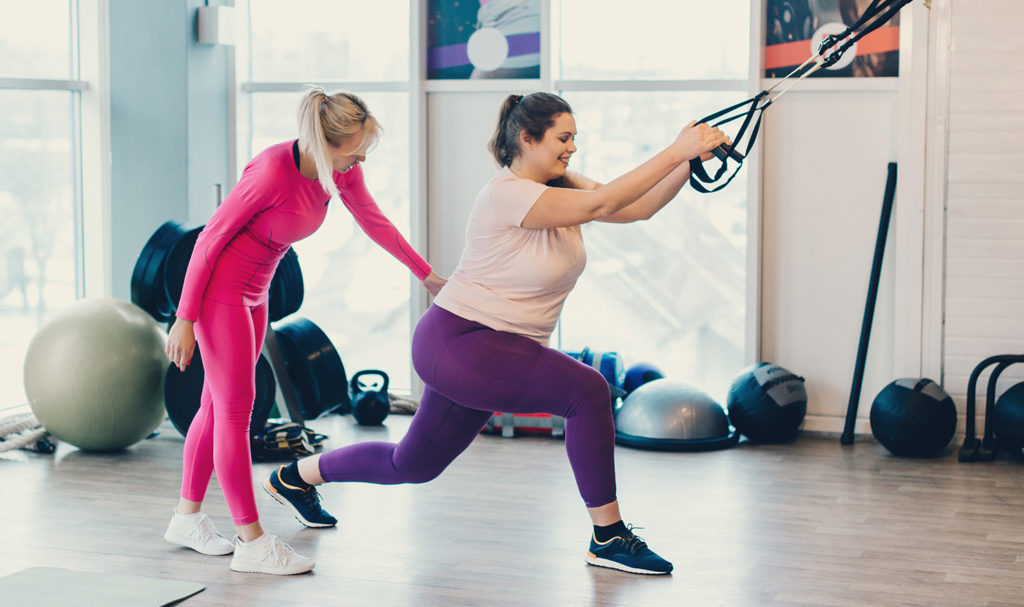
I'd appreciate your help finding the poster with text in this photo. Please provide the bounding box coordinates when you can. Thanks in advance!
[766,0,900,78]
[427,0,541,80]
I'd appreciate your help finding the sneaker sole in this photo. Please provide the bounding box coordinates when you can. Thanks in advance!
[229,560,315,575]
[262,479,337,528]
[585,553,672,575]
[163,530,234,556]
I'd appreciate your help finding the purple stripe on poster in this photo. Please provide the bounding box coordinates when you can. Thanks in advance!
[506,32,540,57]
[429,43,470,70]
[428,32,540,70]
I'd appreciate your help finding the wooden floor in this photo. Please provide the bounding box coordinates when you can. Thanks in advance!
[3,413,1024,607]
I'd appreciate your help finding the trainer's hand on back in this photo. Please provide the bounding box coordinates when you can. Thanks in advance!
[166,319,196,372]
[422,271,447,297]
[674,121,728,161]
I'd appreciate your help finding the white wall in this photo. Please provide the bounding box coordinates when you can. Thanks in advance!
[107,0,232,301]
[425,92,507,275]
[941,0,1024,412]
[761,0,1024,435]
[761,89,899,434]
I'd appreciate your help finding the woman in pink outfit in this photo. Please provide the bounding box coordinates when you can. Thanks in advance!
[161,87,444,575]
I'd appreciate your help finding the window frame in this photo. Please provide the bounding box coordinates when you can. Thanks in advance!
[231,0,764,394]
[233,0,428,393]
[0,0,110,299]
[547,0,763,363]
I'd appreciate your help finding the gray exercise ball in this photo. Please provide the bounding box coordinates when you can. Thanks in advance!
[24,298,168,452]
[614,379,739,451]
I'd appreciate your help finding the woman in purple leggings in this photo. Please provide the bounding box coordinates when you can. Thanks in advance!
[161,87,444,576]
[265,92,726,575]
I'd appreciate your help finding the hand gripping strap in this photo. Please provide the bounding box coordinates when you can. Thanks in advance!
[688,91,770,194]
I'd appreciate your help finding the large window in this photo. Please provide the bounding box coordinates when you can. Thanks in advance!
[0,1,85,408]
[242,1,415,391]
[558,0,749,80]
[555,1,752,400]
[239,0,754,398]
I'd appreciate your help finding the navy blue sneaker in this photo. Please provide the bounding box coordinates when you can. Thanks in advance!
[585,525,673,575]
[263,466,338,528]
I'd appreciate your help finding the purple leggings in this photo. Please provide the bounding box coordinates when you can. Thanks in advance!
[318,304,617,508]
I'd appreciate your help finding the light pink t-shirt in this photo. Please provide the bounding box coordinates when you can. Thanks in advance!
[434,167,587,345]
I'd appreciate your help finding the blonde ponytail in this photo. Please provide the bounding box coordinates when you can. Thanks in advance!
[297,86,382,200]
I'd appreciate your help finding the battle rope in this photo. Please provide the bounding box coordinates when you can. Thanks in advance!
[0,412,51,453]
[689,0,918,193]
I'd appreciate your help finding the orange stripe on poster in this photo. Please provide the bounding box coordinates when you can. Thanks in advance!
[765,40,810,71]
[765,26,901,70]
[856,25,900,56]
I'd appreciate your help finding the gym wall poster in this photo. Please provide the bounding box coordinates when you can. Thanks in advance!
[766,0,901,78]
[427,0,541,80]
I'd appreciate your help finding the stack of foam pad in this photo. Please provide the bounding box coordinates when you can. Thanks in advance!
[130,221,349,437]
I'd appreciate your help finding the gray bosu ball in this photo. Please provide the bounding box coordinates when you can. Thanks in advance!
[614,379,739,451]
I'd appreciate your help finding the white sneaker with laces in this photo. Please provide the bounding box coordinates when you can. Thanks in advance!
[163,510,235,556]
[229,532,315,575]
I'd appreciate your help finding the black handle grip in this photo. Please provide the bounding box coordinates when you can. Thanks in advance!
[711,143,745,163]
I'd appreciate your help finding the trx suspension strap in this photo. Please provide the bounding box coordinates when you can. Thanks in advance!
[818,0,915,67]
[689,0,918,194]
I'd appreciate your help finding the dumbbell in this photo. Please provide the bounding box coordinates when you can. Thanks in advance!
[351,370,390,426]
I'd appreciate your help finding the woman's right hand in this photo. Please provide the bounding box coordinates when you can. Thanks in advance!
[673,120,728,162]
[422,271,448,297]
[166,319,196,372]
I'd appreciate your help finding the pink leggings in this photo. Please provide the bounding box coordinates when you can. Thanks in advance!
[179,299,268,525]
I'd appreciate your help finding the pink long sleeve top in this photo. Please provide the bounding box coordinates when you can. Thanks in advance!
[175,140,431,322]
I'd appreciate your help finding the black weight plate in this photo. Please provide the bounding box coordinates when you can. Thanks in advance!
[268,247,303,322]
[131,221,186,322]
[267,271,287,323]
[163,226,203,311]
[275,317,348,418]
[164,346,206,437]
[251,353,276,434]
[284,247,304,316]
[292,318,348,415]
[274,321,321,418]
[164,345,276,438]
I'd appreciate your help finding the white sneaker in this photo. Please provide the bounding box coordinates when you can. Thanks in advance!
[163,510,235,556]
[229,532,315,575]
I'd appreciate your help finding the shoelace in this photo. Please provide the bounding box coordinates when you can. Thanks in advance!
[298,486,324,509]
[261,535,297,567]
[191,514,222,543]
[622,525,649,555]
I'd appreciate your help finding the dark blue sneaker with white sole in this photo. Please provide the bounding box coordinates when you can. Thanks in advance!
[263,466,338,528]
[585,525,673,575]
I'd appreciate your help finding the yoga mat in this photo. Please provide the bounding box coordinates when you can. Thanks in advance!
[0,567,204,606]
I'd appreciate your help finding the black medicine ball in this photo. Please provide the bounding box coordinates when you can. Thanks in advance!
[727,362,807,443]
[994,382,1024,459]
[870,378,956,457]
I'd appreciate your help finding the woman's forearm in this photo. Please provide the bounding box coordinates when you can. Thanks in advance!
[598,160,692,224]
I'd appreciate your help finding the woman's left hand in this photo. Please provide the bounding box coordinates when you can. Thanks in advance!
[422,271,447,296]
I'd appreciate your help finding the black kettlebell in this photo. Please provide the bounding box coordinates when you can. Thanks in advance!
[351,369,390,426]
